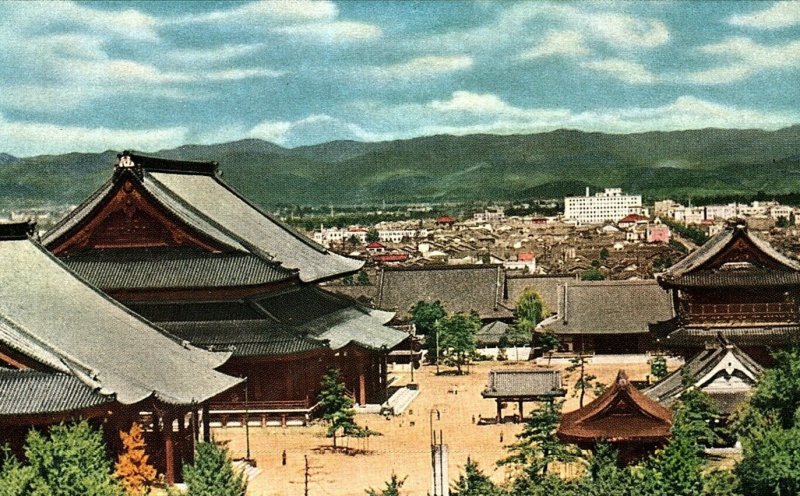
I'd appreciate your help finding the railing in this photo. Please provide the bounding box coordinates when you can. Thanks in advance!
[209,398,311,412]
[683,302,798,323]
[208,400,322,428]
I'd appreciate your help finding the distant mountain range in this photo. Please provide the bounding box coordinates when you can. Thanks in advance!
[2,126,800,208]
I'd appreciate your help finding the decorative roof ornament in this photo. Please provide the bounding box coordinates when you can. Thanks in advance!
[114,151,143,180]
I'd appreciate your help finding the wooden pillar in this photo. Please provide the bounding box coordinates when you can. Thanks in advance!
[177,412,187,471]
[496,399,502,423]
[164,412,176,485]
[358,362,367,406]
[518,401,524,422]
[202,403,210,443]
[381,354,389,403]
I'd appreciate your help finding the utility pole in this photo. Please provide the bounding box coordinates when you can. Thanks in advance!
[304,455,309,496]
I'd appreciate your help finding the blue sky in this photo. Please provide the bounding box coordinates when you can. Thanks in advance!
[1,0,799,156]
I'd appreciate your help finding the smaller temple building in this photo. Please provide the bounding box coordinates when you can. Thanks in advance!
[645,337,763,418]
[558,370,672,464]
[656,221,800,363]
[481,368,565,423]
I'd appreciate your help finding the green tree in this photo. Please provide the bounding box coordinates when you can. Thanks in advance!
[410,301,446,336]
[512,290,546,361]
[672,369,721,448]
[318,368,359,448]
[342,274,354,286]
[0,448,34,496]
[572,442,632,496]
[356,270,370,285]
[736,425,800,496]
[747,347,800,429]
[17,421,122,496]
[366,473,405,496]
[450,458,498,496]
[599,247,610,260]
[410,301,446,365]
[776,216,790,228]
[347,234,361,249]
[581,267,605,281]
[565,353,605,408]
[435,312,480,374]
[499,400,575,486]
[537,330,561,366]
[635,424,704,496]
[182,442,247,496]
[649,355,668,382]
[366,228,380,243]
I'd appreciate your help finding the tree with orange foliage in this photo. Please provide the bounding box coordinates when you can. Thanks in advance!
[114,422,157,495]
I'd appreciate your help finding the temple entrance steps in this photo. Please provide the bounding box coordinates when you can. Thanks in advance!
[232,459,262,483]
[380,386,420,416]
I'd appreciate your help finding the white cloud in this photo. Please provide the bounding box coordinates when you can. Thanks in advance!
[272,21,382,41]
[729,2,800,29]
[581,58,659,84]
[248,115,371,147]
[583,12,669,48]
[688,37,800,84]
[171,1,381,42]
[363,55,473,80]
[172,0,337,25]
[4,2,160,41]
[206,68,286,81]
[165,44,266,65]
[353,93,799,141]
[520,30,589,59]
[0,114,187,156]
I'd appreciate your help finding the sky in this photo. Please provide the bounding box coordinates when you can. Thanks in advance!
[1,0,800,156]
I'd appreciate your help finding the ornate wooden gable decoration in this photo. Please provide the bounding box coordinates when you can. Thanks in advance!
[702,232,793,272]
[49,169,229,255]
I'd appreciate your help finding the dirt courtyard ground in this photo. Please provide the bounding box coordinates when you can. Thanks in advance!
[214,357,678,496]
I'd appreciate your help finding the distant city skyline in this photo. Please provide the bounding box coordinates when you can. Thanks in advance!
[1,1,799,156]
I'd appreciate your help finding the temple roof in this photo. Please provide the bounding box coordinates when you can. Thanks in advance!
[645,339,763,414]
[159,320,328,357]
[481,369,565,399]
[126,286,405,353]
[61,248,296,290]
[662,325,800,348]
[43,152,363,283]
[537,280,674,335]
[658,222,800,289]
[558,370,672,444]
[477,321,510,346]
[376,264,512,320]
[0,230,241,406]
[505,274,575,317]
[0,369,113,418]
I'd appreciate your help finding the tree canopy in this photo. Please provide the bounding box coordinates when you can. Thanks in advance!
[435,311,480,374]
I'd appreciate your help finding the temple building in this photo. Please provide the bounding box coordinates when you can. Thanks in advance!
[656,221,800,363]
[42,152,407,420]
[645,337,763,418]
[0,222,241,483]
[536,280,674,354]
[558,370,672,464]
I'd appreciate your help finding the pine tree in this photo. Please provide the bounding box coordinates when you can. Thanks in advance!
[23,420,123,496]
[182,442,247,496]
[565,353,605,408]
[499,400,575,486]
[436,312,480,374]
[318,367,359,449]
[365,473,405,496]
[114,422,157,495]
[451,458,498,496]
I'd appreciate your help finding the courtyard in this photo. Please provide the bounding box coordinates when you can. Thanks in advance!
[214,357,672,495]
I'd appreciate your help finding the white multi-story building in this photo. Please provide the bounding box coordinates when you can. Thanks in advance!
[474,207,506,223]
[378,229,417,243]
[564,188,643,225]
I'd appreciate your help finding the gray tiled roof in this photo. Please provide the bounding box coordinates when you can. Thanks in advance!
[61,248,296,290]
[505,275,575,316]
[0,239,242,406]
[645,341,763,414]
[0,369,113,417]
[482,369,564,398]
[302,307,407,350]
[376,264,512,320]
[146,170,363,282]
[662,269,800,288]
[477,321,509,346]
[539,280,674,335]
[159,320,327,357]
